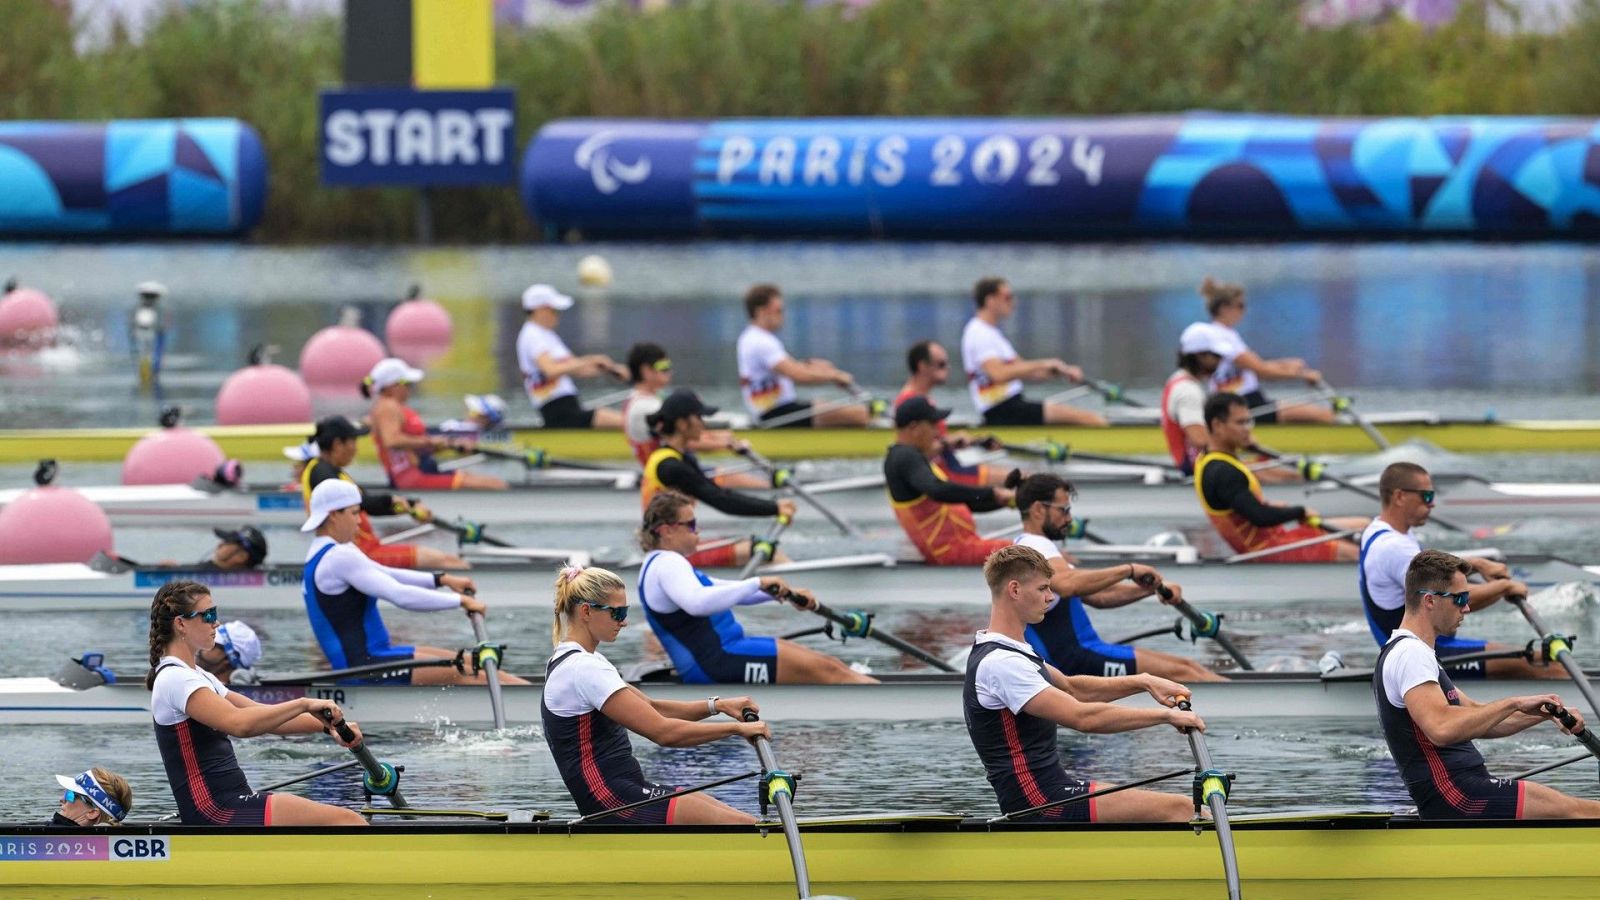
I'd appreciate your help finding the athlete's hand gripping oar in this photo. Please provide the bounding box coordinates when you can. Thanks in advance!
[1083,375,1146,409]
[734,444,863,539]
[317,709,408,810]
[765,584,956,672]
[985,768,1192,823]
[739,514,792,579]
[1509,594,1600,717]
[741,708,812,899]
[1538,702,1600,760]
[1140,577,1253,671]
[467,606,508,730]
[1178,699,1241,900]
[563,771,761,825]
[1313,378,1390,450]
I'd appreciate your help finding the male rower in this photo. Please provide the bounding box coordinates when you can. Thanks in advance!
[1011,472,1224,682]
[1360,462,1555,680]
[962,277,1106,427]
[1196,393,1366,562]
[884,396,1015,566]
[737,283,872,428]
[517,283,628,429]
[1374,549,1600,818]
[895,339,1005,487]
[1160,330,1224,476]
[966,544,1204,822]
[622,342,742,467]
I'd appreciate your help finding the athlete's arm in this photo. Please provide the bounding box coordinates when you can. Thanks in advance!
[370,401,435,452]
[1055,559,1163,609]
[1022,684,1201,735]
[327,547,462,612]
[1404,683,1559,746]
[602,686,768,746]
[1232,349,1316,382]
[186,683,344,739]
[644,554,766,617]
[1464,577,1527,612]
[885,445,1002,509]
[657,456,778,518]
[1202,461,1305,526]
[772,356,854,386]
[980,356,1078,384]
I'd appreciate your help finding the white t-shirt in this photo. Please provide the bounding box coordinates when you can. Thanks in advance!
[736,324,796,416]
[961,317,1023,413]
[1359,521,1420,612]
[973,630,1052,714]
[623,390,661,448]
[638,549,767,617]
[151,655,230,727]
[544,641,629,717]
[1381,629,1442,708]
[1182,321,1257,396]
[306,537,459,612]
[1163,370,1206,428]
[1013,532,1070,612]
[516,321,578,407]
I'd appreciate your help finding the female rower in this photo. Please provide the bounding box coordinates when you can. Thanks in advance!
[1182,277,1336,424]
[147,580,367,826]
[622,342,743,467]
[543,564,769,824]
[302,479,527,686]
[638,490,876,685]
[51,768,132,826]
[364,358,507,491]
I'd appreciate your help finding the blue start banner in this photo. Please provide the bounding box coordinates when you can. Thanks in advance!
[320,89,516,187]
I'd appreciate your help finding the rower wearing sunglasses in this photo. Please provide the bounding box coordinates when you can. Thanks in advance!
[636,490,876,685]
[51,768,131,827]
[894,340,1007,487]
[544,564,771,824]
[146,580,367,825]
[622,343,745,467]
[1360,462,1557,680]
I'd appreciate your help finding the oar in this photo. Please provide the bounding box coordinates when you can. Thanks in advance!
[258,656,462,685]
[1511,750,1598,781]
[739,515,791,578]
[742,708,811,899]
[1250,441,1466,533]
[432,517,514,548]
[734,444,863,538]
[1000,439,1183,475]
[1142,578,1253,671]
[756,393,863,430]
[1084,376,1146,409]
[563,771,760,825]
[587,387,634,410]
[1509,595,1599,716]
[472,444,615,472]
[468,609,508,729]
[1539,702,1600,760]
[1178,698,1241,900]
[318,709,408,810]
[767,585,956,672]
[255,759,362,793]
[985,768,1191,823]
[1313,379,1390,450]
[1222,529,1358,563]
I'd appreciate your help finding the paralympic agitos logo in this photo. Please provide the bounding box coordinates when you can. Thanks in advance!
[574,132,652,194]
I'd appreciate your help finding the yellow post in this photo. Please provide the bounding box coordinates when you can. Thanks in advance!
[412,0,494,89]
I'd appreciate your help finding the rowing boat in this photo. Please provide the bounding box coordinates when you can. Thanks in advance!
[4,815,1599,895]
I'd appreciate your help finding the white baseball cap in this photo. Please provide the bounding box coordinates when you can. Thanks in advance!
[136,281,168,298]
[367,357,425,391]
[216,620,262,670]
[301,478,363,532]
[521,283,574,311]
[282,441,318,462]
[1179,323,1227,356]
[465,393,508,427]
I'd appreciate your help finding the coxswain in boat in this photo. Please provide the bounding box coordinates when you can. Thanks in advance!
[1159,329,1224,476]
[1360,462,1557,680]
[364,357,508,491]
[963,277,1106,427]
[131,280,167,386]
[623,342,744,467]
[637,490,876,685]
[641,390,793,568]
[192,620,263,685]
[737,283,873,428]
[201,525,268,570]
[146,579,368,825]
[884,396,1014,566]
[965,545,1204,822]
[301,415,467,570]
[1011,473,1224,682]
[517,283,628,429]
[1181,276,1336,424]
[438,393,509,437]
[544,564,771,824]
[894,339,1006,487]
[1374,549,1600,818]
[300,479,526,686]
[50,768,132,827]
[1195,392,1367,562]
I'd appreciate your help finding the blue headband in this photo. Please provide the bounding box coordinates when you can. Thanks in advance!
[216,628,243,669]
[72,771,126,822]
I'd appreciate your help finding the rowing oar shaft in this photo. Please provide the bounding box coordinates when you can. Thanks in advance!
[1179,699,1241,900]
[1540,703,1600,760]
[739,515,790,579]
[565,771,760,825]
[1143,579,1253,671]
[256,759,362,793]
[1511,596,1600,718]
[774,587,955,672]
[468,610,508,730]
[1511,750,1597,781]
[319,709,408,809]
[736,445,862,538]
[742,709,811,899]
[1250,441,1464,532]
[1314,379,1390,450]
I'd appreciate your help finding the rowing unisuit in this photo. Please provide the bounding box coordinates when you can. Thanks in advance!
[300,457,420,569]
[1160,368,1207,475]
[151,657,271,825]
[641,446,778,567]
[373,403,458,490]
[638,549,776,684]
[1194,450,1333,562]
[302,535,458,681]
[1360,520,1486,676]
[893,386,987,486]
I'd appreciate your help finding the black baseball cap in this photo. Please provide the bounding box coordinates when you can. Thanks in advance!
[894,395,951,428]
[310,415,369,449]
[651,390,718,427]
[213,525,268,567]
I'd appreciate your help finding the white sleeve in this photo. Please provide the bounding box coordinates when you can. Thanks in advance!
[643,553,766,616]
[1384,640,1441,708]
[151,664,229,727]
[625,395,660,444]
[1013,533,1063,561]
[755,330,788,368]
[516,325,536,377]
[1364,531,1417,612]
[573,654,629,712]
[975,651,1051,714]
[320,544,460,612]
[1172,381,1205,427]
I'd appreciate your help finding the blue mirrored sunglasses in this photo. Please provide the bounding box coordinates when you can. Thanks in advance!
[177,606,220,624]
[1415,589,1470,609]
[581,601,629,623]
[1399,488,1436,505]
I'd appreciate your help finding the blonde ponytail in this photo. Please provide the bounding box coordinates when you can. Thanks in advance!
[552,563,626,647]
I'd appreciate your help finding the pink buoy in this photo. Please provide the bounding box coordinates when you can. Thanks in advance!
[0,286,59,349]
[122,427,226,485]
[385,297,453,366]
[299,325,386,390]
[0,486,112,564]
[216,363,312,425]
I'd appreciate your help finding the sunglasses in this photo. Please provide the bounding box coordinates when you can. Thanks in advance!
[655,517,698,534]
[1399,488,1436,505]
[178,606,220,624]
[652,360,673,373]
[1047,503,1073,517]
[1415,589,1470,609]
[930,359,950,369]
[581,601,629,623]
[62,790,81,804]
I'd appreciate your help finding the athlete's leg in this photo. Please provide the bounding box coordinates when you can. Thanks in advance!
[408,645,529,685]
[1091,787,1194,823]
[591,406,624,429]
[669,791,758,825]
[1518,780,1600,818]
[267,792,368,826]
[775,638,877,684]
[411,545,470,569]
[456,470,509,490]
[812,403,870,427]
[1133,647,1228,682]
[1274,399,1337,424]
[1043,402,1108,427]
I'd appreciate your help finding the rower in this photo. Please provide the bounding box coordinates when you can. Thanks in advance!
[622,342,742,467]
[642,389,793,568]
[51,768,131,827]
[884,396,1014,566]
[543,564,771,824]
[364,357,508,491]
[1182,277,1336,424]
[517,283,627,429]
[737,283,872,428]
[1196,393,1367,562]
[301,414,467,570]
[962,277,1106,427]
[193,620,263,685]
[202,525,268,571]
[1011,473,1224,682]
[1360,462,1557,680]
[637,490,876,685]
[146,579,368,825]
[439,393,509,437]
[965,545,1204,822]
[131,280,167,384]
[301,479,526,686]
[1159,330,1224,476]
[1374,549,1600,818]
[894,339,1006,486]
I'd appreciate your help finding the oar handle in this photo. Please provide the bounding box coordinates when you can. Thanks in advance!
[1541,702,1590,737]
[319,706,360,747]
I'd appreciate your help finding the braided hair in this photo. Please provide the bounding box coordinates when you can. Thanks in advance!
[551,563,626,647]
[145,580,212,689]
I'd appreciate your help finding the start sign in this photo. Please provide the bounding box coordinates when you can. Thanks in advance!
[320,89,516,186]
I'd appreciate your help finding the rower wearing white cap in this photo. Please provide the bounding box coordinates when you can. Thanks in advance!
[51,768,132,827]
[517,283,627,429]
[1159,330,1224,476]
[301,479,527,686]
[132,280,167,386]
[440,394,510,437]
[194,620,263,685]
[364,357,507,491]
[1182,276,1336,424]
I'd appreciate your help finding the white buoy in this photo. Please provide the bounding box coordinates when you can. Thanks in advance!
[577,254,613,288]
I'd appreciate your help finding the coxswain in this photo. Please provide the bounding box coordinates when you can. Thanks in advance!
[965,545,1204,822]
[1195,393,1367,562]
[364,357,507,491]
[1011,473,1224,682]
[51,768,132,827]
[894,339,1006,486]
[543,564,771,824]
[737,283,872,427]
[622,342,742,467]
[962,277,1106,427]
[517,283,627,429]
[146,579,367,825]
[638,490,876,685]
[201,525,269,570]
[301,414,467,570]
[1360,462,1557,680]
[193,620,263,685]
[1159,330,1224,476]
[1374,550,1600,818]
[439,393,509,437]
[301,479,526,686]
[1181,276,1336,424]
[131,280,167,386]
[641,390,794,568]
[884,396,1014,566]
